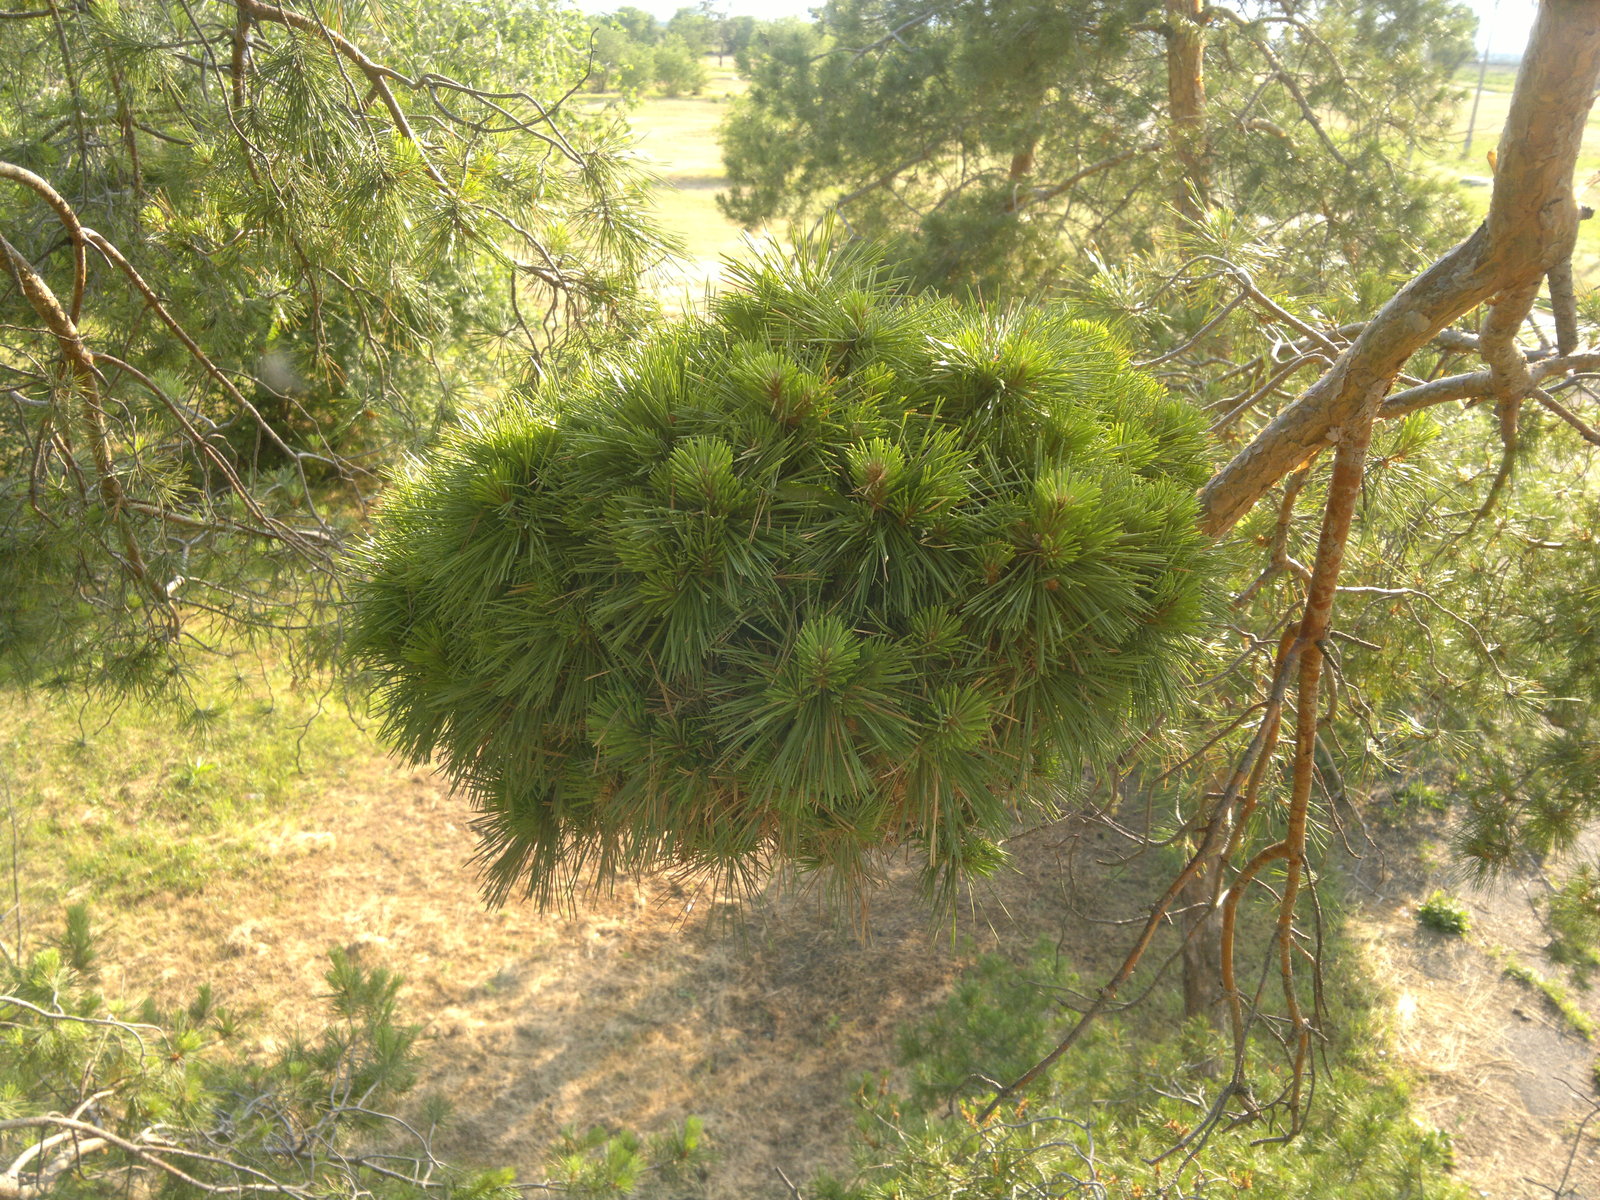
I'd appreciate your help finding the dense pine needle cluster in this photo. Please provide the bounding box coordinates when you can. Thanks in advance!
[350,241,1214,904]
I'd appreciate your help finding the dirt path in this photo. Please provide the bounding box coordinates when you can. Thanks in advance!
[1341,812,1600,1197]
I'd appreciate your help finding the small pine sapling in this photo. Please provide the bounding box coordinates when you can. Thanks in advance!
[2,908,697,1199]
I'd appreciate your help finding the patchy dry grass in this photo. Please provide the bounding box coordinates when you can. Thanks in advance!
[2,664,365,909]
[1,664,1166,1199]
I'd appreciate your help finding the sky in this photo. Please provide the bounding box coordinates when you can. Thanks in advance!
[571,0,1541,59]
[1470,1,1536,57]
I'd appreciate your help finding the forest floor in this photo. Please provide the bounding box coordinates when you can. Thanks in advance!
[6,55,1600,1200]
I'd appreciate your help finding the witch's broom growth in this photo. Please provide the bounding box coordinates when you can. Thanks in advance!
[349,240,1214,905]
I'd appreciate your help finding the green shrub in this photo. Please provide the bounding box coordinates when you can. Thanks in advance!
[654,35,708,95]
[1390,779,1447,814]
[351,239,1214,904]
[3,908,706,1199]
[1415,890,1471,936]
[819,948,1469,1200]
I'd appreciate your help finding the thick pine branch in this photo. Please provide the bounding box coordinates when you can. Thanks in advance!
[1198,0,1600,537]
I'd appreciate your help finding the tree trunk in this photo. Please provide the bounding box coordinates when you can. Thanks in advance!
[1180,821,1228,1030]
[1165,0,1224,1023]
[1165,0,1209,223]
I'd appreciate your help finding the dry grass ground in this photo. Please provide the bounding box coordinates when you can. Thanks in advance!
[8,674,1600,1197]
[1339,808,1600,1196]
[5,704,1158,1198]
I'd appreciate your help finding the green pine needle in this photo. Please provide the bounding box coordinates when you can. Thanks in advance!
[350,235,1217,908]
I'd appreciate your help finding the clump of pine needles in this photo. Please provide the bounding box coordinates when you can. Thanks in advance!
[350,237,1215,908]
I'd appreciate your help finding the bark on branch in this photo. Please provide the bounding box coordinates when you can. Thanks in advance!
[1165,0,1210,222]
[1197,0,1600,537]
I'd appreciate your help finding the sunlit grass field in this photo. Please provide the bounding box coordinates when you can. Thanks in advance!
[625,60,764,306]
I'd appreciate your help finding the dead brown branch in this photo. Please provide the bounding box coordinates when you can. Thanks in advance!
[990,0,1600,1136]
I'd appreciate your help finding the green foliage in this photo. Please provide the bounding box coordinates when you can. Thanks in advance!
[720,0,1474,298]
[0,0,673,694]
[592,24,660,94]
[609,5,663,44]
[547,1120,711,1198]
[351,236,1215,905]
[1547,866,1600,982]
[1435,527,1600,879]
[1088,205,1600,977]
[1415,891,1470,936]
[718,15,760,63]
[655,37,711,96]
[667,6,718,58]
[58,905,96,976]
[588,15,710,97]
[815,948,1469,1199]
[552,1126,649,1197]
[1,908,707,1199]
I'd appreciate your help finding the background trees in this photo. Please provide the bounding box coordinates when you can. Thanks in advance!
[585,5,717,96]
[720,0,1475,297]
[0,0,671,694]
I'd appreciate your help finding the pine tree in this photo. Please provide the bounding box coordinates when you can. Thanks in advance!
[719,0,1474,298]
[0,0,673,695]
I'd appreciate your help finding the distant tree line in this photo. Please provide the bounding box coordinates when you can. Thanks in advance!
[585,2,773,96]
